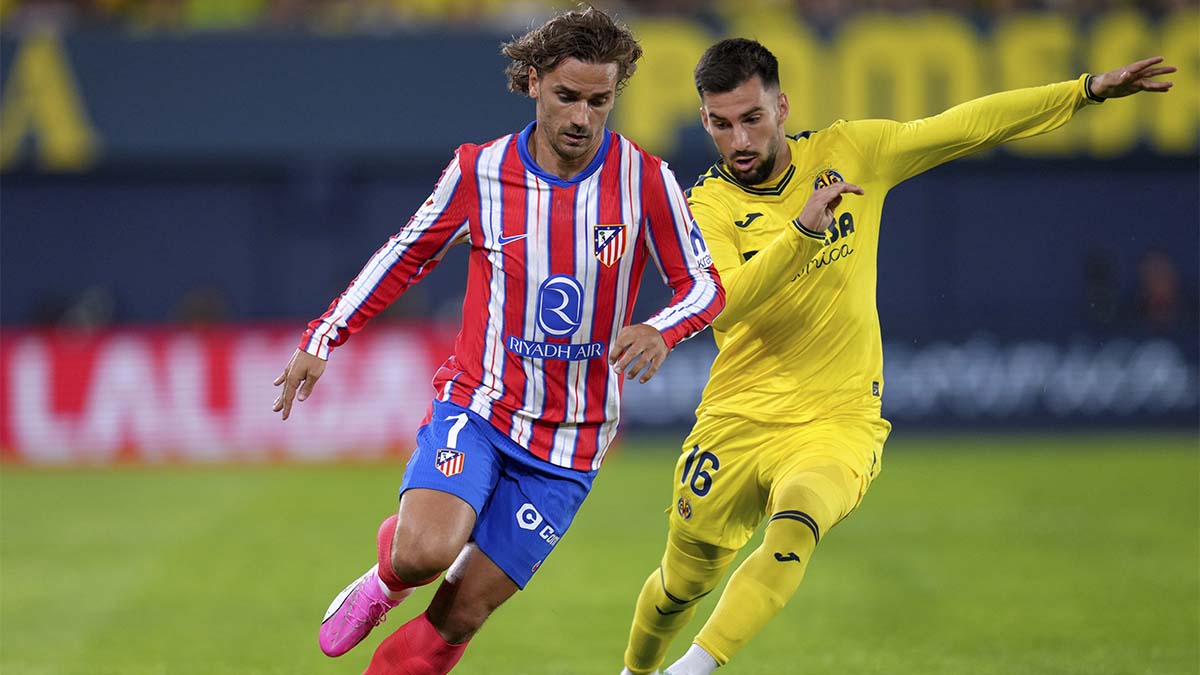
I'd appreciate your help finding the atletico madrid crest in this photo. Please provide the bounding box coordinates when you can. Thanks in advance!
[593,224,628,268]
[435,449,465,478]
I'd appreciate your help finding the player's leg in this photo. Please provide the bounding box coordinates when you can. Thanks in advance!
[669,418,888,674]
[364,543,515,675]
[678,462,852,674]
[621,531,736,675]
[367,430,597,674]
[318,401,501,658]
[623,416,765,675]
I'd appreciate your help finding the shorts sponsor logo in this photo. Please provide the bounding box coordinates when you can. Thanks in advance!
[435,448,465,478]
[677,496,692,520]
[516,502,543,530]
[516,502,560,545]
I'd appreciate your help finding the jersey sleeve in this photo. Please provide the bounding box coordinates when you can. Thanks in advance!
[640,160,726,349]
[690,193,826,333]
[843,74,1100,187]
[299,151,473,359]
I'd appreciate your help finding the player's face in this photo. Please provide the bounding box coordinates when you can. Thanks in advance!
[528,58,619,174]
[700,76,790,186]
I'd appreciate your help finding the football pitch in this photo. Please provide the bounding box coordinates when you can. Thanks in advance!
[1,433,1196,675]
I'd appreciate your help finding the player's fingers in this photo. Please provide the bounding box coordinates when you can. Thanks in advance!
[613,341,639,372]
[280,377,300,420]
[1126,56,1164,74]
[1139,81,1173,92]
[1140,66,1177,78]
[297,374,319,402]
[638,352,666,384]
[626,353,650,380]
[274,368,288,387]
[620,347,647,377]
[609,331,633,365]
[819,182,862,197]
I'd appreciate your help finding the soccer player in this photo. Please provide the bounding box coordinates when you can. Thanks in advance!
[619,39,1175,675]
[271,8,724,674]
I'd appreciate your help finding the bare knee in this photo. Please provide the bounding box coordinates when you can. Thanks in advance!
[389,490,476,583]
[389,536,459,584]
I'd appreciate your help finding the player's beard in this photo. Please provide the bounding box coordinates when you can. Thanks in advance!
[549,124,595,163]
[725,134,780,187]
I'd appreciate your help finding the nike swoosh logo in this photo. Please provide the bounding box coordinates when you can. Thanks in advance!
[498,233,528,246]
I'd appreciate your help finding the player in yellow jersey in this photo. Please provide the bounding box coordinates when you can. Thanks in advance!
[619,38,1176,675]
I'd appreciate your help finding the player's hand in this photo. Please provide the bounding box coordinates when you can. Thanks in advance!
[796,182,864,233]
[1088,56,1176,99]
[609,323,669,384]
[272,349,327,420]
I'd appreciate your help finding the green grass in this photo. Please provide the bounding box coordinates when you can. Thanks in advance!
[1,433,1197,675]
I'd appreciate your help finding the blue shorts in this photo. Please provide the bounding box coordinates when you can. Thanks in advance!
[398,400,597,589]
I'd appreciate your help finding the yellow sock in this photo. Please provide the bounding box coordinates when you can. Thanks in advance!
[694,467,848,664]
[623,532,736,674]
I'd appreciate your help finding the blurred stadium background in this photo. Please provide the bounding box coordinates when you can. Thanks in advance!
[0,1,1196,674]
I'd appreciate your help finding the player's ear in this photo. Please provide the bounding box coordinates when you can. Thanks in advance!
[777,91,790,126]
[698,104,710,133]
[528,66,540,99]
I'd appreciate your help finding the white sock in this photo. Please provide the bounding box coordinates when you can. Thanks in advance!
[665,644,719,675]
[375,572,412,602]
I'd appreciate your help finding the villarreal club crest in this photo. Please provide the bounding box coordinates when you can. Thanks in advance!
[813,168,845,190]
[677,496,693,520]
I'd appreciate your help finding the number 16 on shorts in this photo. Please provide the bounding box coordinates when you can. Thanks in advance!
[682,445,720,496]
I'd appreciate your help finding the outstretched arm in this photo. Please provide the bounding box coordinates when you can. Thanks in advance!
[847,56,1176,187]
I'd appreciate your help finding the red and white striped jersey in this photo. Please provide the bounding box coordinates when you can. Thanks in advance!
[300,123,725,470]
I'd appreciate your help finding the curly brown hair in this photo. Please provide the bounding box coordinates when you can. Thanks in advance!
[502,6,643,97]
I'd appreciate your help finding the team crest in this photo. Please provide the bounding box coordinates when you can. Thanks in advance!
[677,497,692,520]
[435,449,465,478]
[593,224,628,267]
[813,169,845,190]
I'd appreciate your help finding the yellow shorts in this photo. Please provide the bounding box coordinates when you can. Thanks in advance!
[668,413,890,551]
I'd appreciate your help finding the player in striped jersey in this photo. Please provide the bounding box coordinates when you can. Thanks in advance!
[619,39,1175,675]
[271,8,724,674]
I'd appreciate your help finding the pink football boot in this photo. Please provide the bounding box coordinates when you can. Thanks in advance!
[318,563,413,657]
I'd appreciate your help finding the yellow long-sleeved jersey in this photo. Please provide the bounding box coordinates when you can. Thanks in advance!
[689,75,1101,424]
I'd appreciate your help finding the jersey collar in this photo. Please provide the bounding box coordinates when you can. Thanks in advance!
[517,121,612,188]
[713,161,796,197]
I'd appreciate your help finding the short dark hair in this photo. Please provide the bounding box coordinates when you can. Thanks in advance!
[694,38,779,96]
[502,7,643,96]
